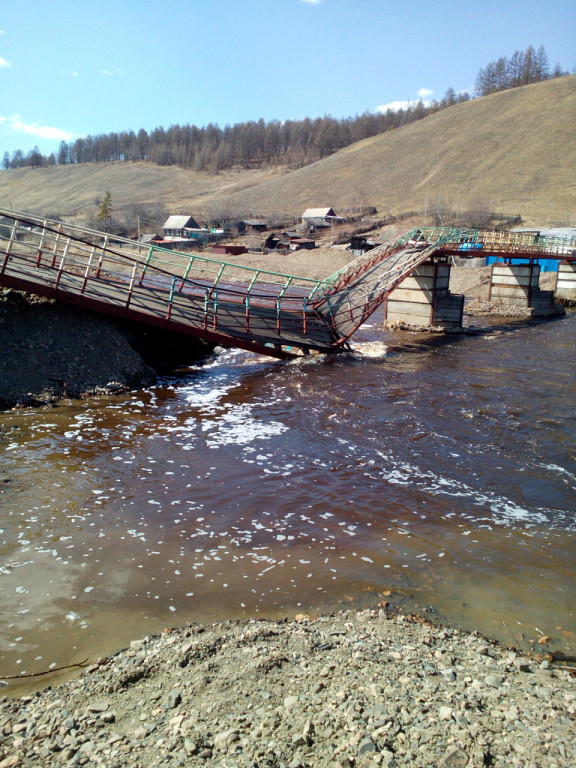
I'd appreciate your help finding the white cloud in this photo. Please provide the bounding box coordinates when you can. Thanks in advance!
[376,88,434,113]
[0,114,74,141]
[301,0,323,4]
[101,66,124,76]
[0,56,11,68]
[376,100,415,112]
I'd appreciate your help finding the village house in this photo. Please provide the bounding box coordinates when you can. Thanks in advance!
[156,214,210,248]
[301,207,344,229]
[162,215,202,237]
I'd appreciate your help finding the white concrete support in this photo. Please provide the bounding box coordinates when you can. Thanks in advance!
[384,260,464,328]
[489,262,554,311]
[489,263,538,306]
[556,261,576,300]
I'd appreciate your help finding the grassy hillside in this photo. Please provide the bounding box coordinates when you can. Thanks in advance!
[214,76,576,224]
[1,76,574,226]
[0,163,285,222]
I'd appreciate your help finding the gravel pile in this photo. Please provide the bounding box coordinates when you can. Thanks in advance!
[1,610,573,768]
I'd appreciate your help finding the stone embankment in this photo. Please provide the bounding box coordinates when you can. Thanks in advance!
[1,611,574,768]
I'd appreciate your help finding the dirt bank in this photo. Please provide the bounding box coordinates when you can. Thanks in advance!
[0,290,211,410]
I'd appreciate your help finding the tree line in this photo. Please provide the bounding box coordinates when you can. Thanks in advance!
[3,45,571,173]
[474,44,570,96]
[1,98,468,172]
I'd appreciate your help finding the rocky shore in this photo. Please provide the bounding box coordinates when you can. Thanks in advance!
[1,610,574,768]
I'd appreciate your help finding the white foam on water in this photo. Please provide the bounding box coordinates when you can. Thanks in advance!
[375,449,549,527]
[349,341,389,360]
[204,403,288,448]
[540,463,576,485]
[184,380,240,411]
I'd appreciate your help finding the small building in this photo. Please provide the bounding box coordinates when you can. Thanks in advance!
[185,228,211,243]
[301,207,344,229]
[289,238,316,251]
[211,243,248,257]
[162,215,202,238]
[149,237,201,251]
[350,235,377,256]
[139,233,158,245]
[264,233,290,251]
[210,224,232,236]
[239,219,268,233]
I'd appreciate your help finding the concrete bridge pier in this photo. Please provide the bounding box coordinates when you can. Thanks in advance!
[488,262,554,313]
[556,261,576,302]
[383,258,464,330]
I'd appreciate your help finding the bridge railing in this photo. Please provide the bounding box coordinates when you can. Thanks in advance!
[322,227,464,291]
[428,227,576,257]
[3,210,574,356]
[1,210,348,358]
[0,209,332,306]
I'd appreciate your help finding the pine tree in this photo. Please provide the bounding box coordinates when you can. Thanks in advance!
[97,191,113,230]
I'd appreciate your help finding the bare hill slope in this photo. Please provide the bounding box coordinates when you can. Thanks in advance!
[215,76,576,223]
[0,163,284,221]
[0,76,574,225]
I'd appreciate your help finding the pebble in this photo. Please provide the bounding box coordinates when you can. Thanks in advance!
[442,747,470,767]
[166,690,181,709]
[0,610,573,768]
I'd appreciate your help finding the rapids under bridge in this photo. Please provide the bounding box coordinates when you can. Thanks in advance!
[1,209,574,360]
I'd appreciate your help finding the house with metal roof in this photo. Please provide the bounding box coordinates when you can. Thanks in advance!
[162,215,201,237]
[301,208,344,228]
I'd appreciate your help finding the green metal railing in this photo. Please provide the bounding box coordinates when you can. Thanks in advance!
[1,210,574,358]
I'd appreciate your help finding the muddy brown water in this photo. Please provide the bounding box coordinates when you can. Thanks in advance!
[1,310,575,694]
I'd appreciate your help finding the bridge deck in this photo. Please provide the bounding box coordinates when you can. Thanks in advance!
[1,211,574,359]
[0,246,338,357]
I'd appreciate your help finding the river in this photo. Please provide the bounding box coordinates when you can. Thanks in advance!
[1,310,575,693]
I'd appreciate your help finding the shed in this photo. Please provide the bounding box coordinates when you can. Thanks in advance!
[241,219,268,233]
[289,238,316,251]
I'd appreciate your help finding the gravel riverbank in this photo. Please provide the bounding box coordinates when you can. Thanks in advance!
[0,290,211,410]
[1,610,574,768]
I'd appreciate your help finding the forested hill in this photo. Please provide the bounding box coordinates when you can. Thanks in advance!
[205,76,576,224]
[2,45,571,174]
[1,76,575,226]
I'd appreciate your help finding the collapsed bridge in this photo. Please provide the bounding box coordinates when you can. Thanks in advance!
[1,209,574,359]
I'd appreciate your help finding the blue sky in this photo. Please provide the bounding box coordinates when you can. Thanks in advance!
[1,0,574,157]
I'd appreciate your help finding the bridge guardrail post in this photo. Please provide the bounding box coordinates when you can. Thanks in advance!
[126,263,139,309]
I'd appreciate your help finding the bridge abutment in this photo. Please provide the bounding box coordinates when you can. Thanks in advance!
[383,259,464,329]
